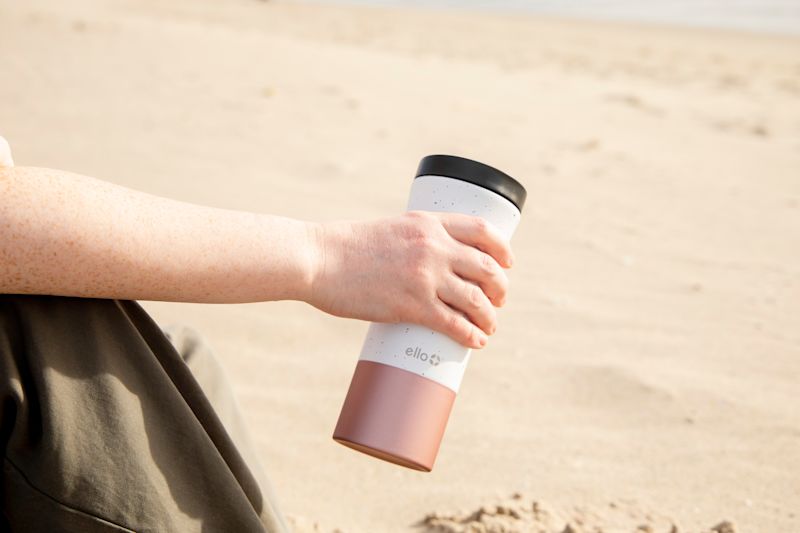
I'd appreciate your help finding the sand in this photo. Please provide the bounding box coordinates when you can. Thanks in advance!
[1,0,799,531]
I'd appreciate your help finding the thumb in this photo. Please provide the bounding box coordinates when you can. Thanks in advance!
[0,136,15,167]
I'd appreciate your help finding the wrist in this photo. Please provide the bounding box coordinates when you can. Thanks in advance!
[249,216,325,304]
[302,220,326,305]
[303,219,354,308]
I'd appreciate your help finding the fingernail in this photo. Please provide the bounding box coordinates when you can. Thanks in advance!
[478,335,487,347]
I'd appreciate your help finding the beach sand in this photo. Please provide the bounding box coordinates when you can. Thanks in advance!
[1,0,799,531]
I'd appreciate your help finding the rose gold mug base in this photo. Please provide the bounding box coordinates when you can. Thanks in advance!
[333,360,456,472]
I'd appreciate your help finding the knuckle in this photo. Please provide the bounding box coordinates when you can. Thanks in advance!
[468,283,484,309]
[405,224,430,245]
[444,311,462,337]
[405,231,433,258]
[473,217,489,235]
[479,252,496,276]
[405,210,436,230]
[404,222,439,251]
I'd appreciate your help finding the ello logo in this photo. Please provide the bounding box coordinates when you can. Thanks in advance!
[405,346,441,366]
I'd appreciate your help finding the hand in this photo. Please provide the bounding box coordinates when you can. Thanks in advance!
[307,210,514,349]
[0,136,13,168]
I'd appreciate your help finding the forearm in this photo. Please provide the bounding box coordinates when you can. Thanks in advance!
[0,166,319,303]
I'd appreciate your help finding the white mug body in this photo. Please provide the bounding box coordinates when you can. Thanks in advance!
[333,156,525,471]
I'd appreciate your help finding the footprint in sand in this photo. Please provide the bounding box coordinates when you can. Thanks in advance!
[706,116,770,138]
[605,93,664,116]
[416,492,737,533]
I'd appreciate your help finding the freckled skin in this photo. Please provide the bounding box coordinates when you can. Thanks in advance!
[0,166,317,304]
[0,163,514,349]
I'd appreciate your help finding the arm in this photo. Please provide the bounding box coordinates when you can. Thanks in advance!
[0,166,317,304]
[0,142,514,349]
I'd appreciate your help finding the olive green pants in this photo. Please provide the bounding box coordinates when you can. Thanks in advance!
[0,295,289,533]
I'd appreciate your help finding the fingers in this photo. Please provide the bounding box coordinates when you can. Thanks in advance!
[428,296,488,349]
[450,242,509,307]
[438,213,514,269]
[436,274,497,338]
[393,210,514,349]
[0,136,13,167]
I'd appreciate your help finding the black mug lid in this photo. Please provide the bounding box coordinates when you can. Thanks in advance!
[415,155,526,212]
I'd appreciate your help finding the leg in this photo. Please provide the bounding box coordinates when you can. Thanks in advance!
[161,324,288,531]
[0,295,288,533]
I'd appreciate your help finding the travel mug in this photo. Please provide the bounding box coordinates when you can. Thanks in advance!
[333,154,526,472]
